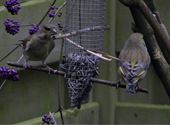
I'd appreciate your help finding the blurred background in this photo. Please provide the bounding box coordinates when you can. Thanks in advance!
[0,0,170,124]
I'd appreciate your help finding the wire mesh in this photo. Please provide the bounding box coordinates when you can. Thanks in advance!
[63,0,107,108]
[64,0,107,54]
[60,53,99,108]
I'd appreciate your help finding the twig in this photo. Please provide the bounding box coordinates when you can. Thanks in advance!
[0,26,109,63]
[7,61,149,94]
[91,78,148,93]
[0,80,7,90]
[57,38,65,125]
[65,38,112,61]
[56,26,114,61]
[7,61,65,75]
[0,45,20,62]
[90,50,120,61]
[37,0,57,26]
[49,1,68,23]
[53,25,109,39]
[58,107,64,125]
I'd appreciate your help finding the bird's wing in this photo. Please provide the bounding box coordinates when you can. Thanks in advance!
[21,36,31,49]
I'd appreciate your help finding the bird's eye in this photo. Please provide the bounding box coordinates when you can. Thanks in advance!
[44,26,51,31]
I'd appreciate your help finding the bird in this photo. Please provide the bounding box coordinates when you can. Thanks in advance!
[20,25,57,69]
[118,33,151,93]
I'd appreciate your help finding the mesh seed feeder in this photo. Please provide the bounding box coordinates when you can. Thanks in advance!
[61,0,107,108]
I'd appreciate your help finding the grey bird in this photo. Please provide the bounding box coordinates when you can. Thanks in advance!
[20,25,57,68]
[118,33,151,93]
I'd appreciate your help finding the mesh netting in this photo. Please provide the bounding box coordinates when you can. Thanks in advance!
[62,0,107,108]
[60,53,99,108]
[64,0,106,54]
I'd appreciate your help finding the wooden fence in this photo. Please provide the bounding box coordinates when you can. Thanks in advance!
[0,0,169,124]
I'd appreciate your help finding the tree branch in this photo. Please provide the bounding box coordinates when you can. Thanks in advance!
[138,0,170,64]
[49,1,68,23]
[119,0,170,64]
[53,26,109,39]
[144,0,170,63]
[130,7,170,97]
[7,61,148,94]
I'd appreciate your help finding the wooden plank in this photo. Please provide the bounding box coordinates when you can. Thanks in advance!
[93,0,118,123]
[0,65,65,124]
[15,102,99,125]
[115,102,170,124]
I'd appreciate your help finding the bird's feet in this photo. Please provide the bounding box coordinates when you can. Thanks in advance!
[126,84,138,94]
[42,64,54,74]
[23,62,31,69]
[116,80,121,88]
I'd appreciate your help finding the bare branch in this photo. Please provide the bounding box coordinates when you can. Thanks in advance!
[0,45,20,62]
[53,25,109,39]
[130,7,170,97]
[138,0,170,64]
[37,0,57,26]
[49,1,68,23]
[143,0,170,63]
[119,0,139,6]
[65,38,113,61]
[7,61,149,94]
[119,0,170,64]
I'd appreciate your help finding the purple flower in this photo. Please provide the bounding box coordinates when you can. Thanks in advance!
[42,113,55,125]
[28,24,39,35]
[48,6,58,18]
[4,0,21,15]
[0,66,20,81]
[4,18,20,35]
